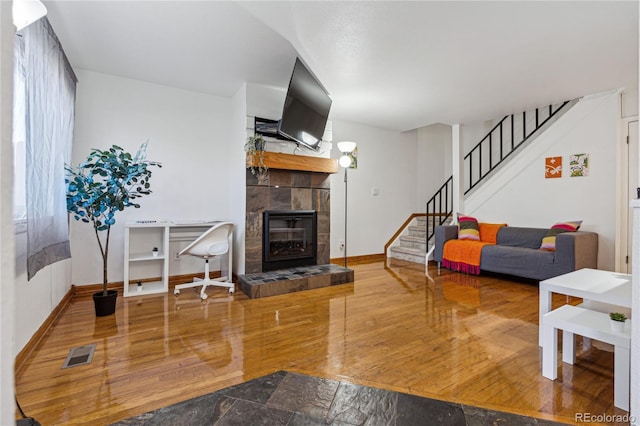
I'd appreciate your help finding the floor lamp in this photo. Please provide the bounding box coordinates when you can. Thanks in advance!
[337,141,356,268]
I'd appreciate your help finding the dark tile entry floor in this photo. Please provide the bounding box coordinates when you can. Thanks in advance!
[112,371,567,425]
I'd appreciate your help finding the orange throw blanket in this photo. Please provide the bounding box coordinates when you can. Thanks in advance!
[442,240,491,275]
[442,223,507,275]
[478,223,506,244]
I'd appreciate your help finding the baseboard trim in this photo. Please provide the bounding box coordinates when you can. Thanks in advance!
[14,286,74,378]
[72,281,125,297]
[330,253,384,265]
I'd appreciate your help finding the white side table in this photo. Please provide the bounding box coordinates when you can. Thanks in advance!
[538,268,631,346]
[542,304,630,411]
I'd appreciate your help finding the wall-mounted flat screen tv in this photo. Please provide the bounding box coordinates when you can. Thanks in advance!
[278,58,332,151]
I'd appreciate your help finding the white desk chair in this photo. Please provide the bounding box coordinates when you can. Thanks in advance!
[173,222,234,300]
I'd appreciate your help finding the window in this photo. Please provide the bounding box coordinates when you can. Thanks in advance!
[13,18,76,280]
[12,35,26,223]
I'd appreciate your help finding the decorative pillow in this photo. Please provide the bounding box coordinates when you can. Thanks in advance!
[540,220,582,251]
[457,213,480,241]
[478,223,508,244]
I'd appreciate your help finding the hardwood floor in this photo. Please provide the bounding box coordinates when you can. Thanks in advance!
[15,260,625,425]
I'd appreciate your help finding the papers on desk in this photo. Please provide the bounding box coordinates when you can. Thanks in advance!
[171,219,216,225]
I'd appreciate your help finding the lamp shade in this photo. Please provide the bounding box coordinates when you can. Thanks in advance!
[337,141,356,154]
[339,155,352,168]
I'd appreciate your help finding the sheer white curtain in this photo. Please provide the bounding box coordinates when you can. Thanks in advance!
[14,18,76,280]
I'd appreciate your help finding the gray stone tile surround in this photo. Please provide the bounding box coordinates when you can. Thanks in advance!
[245,169,331,275]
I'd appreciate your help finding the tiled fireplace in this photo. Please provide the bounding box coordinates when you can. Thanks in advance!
[241,154,354,299]
[244,169,330,275]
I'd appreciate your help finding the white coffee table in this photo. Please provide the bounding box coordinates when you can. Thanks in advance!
[539,268,632,346]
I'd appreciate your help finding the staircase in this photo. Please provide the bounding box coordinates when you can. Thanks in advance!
[388,215,453,264]
[386,100,576,266]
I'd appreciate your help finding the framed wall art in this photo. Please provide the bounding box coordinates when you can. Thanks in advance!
[569,153,589,177]
[545,156,562,178]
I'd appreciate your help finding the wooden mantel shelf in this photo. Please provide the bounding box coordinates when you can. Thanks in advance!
[247,151,339,174]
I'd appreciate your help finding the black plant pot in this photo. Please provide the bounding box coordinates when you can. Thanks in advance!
[93,290,118,317]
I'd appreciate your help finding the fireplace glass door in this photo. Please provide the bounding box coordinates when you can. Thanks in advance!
[263,210,317,271]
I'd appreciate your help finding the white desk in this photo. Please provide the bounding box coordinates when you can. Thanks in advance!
[123,220,222,297]
[539,268,632,346]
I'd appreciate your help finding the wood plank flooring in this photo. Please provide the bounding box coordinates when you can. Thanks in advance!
[15,260,626,425]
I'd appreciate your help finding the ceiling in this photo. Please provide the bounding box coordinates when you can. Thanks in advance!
[43,1,638,132]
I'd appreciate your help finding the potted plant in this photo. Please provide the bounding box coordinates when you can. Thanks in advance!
[245,134,268,176]
[609,312,627,332]
[66,142,161,316]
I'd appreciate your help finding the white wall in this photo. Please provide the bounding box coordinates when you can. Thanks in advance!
[71,70,234,285]
[416,123,452,211]
[461,118,497,154]
[14,246,71,353]
[465,90,620,271]
[246,83,286,124]
[0,1,15,421]
[230,84,247,275]
[622,88,638,118]
[330,120,417,258]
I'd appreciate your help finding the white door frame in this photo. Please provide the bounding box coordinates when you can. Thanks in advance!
[617,115,639,272]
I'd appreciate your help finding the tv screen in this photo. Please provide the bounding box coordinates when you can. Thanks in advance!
[278,58,332,151]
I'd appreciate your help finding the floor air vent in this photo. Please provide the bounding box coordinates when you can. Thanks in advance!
[62,344,96,369]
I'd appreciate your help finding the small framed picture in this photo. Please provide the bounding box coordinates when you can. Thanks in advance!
[545,156,562,178]
[569,153,589,177]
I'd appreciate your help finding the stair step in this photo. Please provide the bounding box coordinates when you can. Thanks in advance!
[389,246,426,264]
[399,235,427,250]
[386,215,453,266]
[400,234,425,242]
[411,221,452,232]
[408,226,426,237]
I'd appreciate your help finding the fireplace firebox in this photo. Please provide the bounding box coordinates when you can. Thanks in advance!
[263,210,317,271]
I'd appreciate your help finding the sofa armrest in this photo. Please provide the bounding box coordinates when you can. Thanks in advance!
[555,231,598,271]
[433,225,458,262]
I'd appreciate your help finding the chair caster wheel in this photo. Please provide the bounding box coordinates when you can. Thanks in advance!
[200,293,208,300]
[174,289,180,295]
[228,289,235,294]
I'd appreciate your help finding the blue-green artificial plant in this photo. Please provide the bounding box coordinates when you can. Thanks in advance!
[66,142,161,296]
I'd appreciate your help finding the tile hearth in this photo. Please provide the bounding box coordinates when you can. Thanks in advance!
[238,264,354,299]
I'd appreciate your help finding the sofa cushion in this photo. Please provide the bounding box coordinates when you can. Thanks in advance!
[496,227,548,249]
[540,220,582,251]
[480,245,556,279]
[457,213,480,241]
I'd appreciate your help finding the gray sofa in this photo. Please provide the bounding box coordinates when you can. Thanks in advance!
[433,225,598,281]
